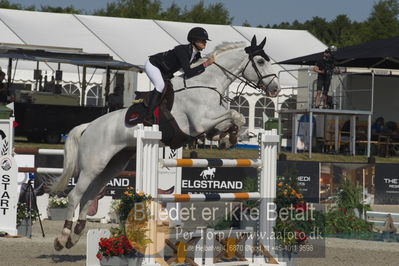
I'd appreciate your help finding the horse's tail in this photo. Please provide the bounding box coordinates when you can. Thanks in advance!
[47,123,89,193]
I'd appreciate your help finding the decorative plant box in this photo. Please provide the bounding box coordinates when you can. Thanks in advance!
[48,208,67,221]
[100,256,143,266]
[17,219,32,236]
[100,256,128,266]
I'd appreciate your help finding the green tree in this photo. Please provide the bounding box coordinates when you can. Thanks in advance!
[0,0,34,10]
[94,0,232,25]
[329,15,361,47]
[94,0,162,19]
[0,0,22,9]
[159,3,181,21]
[40,6,82,14]
[361,0,399,42]
[182,1,232,24]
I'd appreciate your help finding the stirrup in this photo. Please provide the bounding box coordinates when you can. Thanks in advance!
[143,115,156,126]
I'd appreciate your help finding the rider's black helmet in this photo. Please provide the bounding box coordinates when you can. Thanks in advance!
[325,45,337,54]
[187,27,211,42]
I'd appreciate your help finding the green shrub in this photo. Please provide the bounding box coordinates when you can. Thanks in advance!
[325,179,372,234]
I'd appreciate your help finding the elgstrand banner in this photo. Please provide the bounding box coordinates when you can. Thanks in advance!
[181,167,257,194]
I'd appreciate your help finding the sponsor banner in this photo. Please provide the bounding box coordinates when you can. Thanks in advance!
[67,176,135,198]
[320,163,374,204]
[375,164,399,204]
[181,167,257,194]
[277,161,320,203]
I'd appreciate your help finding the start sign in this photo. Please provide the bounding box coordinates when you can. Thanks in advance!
[0,155,18,235]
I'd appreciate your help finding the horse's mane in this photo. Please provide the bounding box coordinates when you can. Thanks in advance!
[196,41,246,64]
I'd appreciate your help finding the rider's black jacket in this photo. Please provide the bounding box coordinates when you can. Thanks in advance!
[149,44,205,80]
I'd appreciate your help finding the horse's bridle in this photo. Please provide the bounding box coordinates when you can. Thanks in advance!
[214,52,277,93]
[177,51,278,105]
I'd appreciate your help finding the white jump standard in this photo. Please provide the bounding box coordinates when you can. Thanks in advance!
[134,124,284,266]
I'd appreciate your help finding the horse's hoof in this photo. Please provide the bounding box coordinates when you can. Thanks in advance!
[65,236,74,249]
[54,237,64,251]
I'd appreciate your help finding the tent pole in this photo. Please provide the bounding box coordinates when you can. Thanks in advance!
[350,115,356,156]
[105,67,111,108]
[367,114,371,157]
[292,113,297,154]
[35,61,39,92]
[309,111,313,159]
[368,70,375,157]
[278,114,282,153]
[6,58,12,89]
[334,116,339,152]
[81,66,87,106]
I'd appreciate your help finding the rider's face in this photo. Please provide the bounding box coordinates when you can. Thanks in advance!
[324,52,331,59]
[194,40,206,50]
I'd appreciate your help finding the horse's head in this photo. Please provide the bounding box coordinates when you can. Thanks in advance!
[243,35,280,97]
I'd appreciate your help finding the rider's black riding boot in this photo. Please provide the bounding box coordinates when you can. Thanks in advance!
[143,89,162,126]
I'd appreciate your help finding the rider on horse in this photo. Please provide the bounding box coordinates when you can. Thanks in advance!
[143,27,216,125]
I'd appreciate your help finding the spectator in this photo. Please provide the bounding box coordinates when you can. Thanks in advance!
[313,46,337,108]
[371,117,384,141]
[108,86,124,112]
[382,121,399,141]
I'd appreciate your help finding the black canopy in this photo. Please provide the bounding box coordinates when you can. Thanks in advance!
[278,36,399,69]
[0,46,142,71]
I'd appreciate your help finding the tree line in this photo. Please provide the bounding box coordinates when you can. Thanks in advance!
[1,0,398,47]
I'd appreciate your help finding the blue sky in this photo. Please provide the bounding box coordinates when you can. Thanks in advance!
[11,0,380,26]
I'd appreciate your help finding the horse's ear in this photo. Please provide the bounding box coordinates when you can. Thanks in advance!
[258,37,266,49]
[251,35,257,47]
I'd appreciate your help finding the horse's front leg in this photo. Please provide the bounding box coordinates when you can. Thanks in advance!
[205,110,245,146]
[205,109,245,132]
[54,169,102,251]
[65,150,133,249]
[65,184,108,249]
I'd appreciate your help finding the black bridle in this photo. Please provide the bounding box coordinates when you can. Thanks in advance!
[215,52,277,92]
[176,51,278,105]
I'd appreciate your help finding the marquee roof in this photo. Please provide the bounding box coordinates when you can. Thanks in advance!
[0,8,326,86]
[279,36,399,70]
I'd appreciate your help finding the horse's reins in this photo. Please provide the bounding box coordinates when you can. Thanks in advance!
[176,53,278,105]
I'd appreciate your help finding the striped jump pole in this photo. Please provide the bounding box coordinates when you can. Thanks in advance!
[18,167,136,177]
[161,158,261,168]
[158,192,261,202]
[14,147,64,155]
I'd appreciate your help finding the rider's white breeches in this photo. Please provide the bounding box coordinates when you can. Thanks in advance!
[144,60,165,93]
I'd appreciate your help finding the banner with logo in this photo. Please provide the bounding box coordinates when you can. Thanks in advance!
[375,164,399,204]
[319,162,374,204]
[181,167,257,194]
[277,161,320,203]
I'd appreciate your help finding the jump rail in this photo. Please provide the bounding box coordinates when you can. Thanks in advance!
[14,147,64,155]
[161,158,262,168]
[158,192,261,202]
[18,167,136,177]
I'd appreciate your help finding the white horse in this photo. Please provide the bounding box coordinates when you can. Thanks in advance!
[48,36,280,250]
